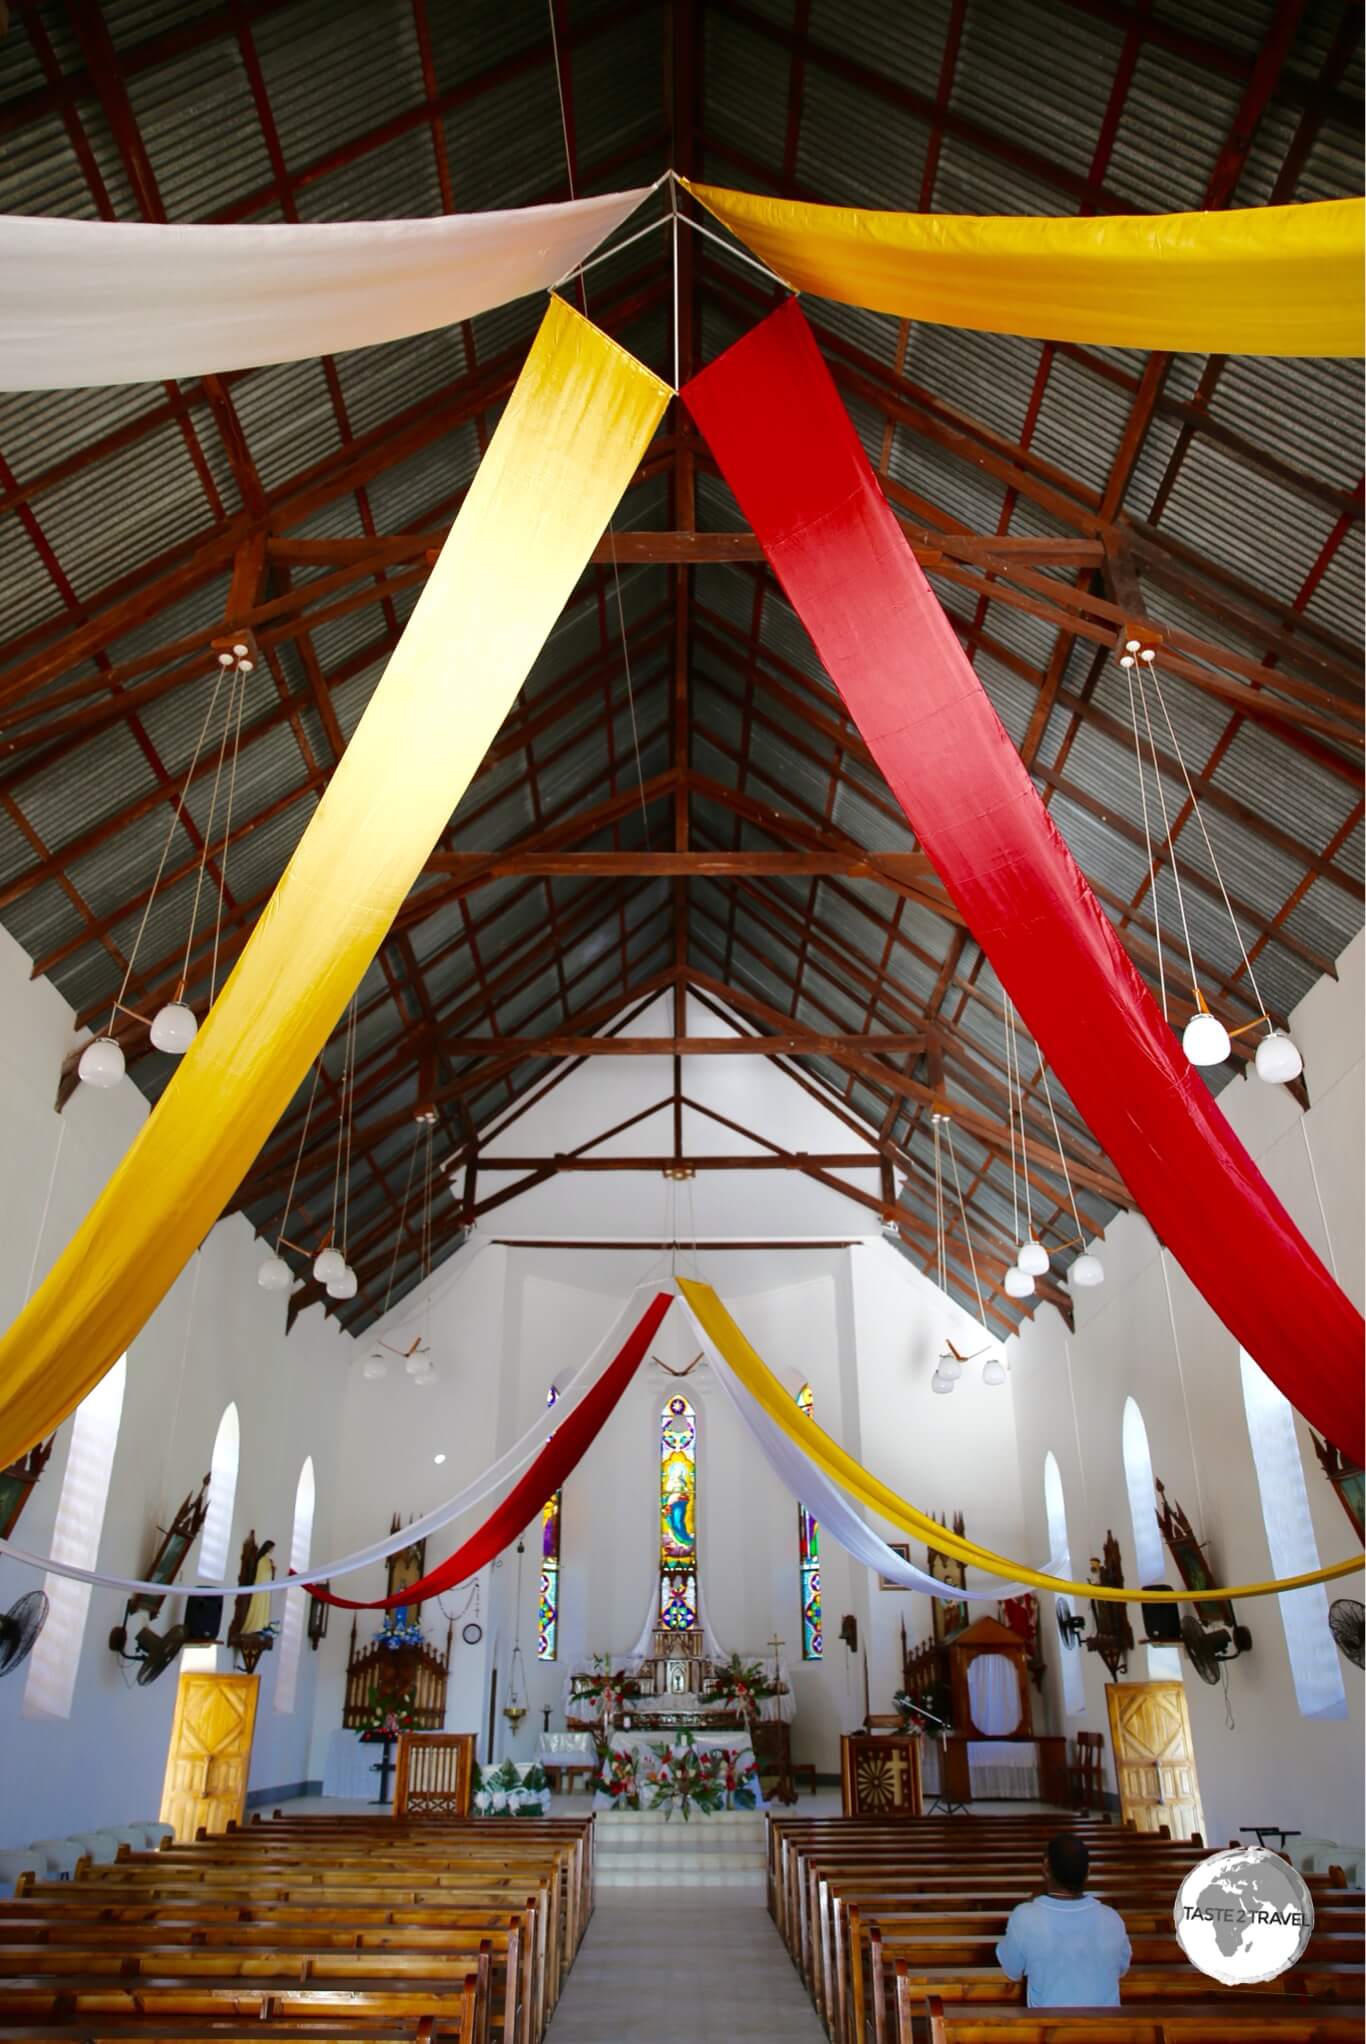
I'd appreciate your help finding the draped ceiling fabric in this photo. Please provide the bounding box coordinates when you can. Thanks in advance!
[0,298,670,1471]
[682,182,1366,357]
[678,1279,1362,1603]
[0,1284,668,1602]
[310,1292,673,1611]
[0,191,654,390]
[681,303,1364,1465]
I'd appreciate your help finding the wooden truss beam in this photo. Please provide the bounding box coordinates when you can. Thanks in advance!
[438,1032,925,1058]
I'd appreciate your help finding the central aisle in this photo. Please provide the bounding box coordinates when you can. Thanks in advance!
[546,1889,826,2042]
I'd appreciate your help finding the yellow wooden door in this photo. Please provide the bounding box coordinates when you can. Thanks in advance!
[1105,1679,1205,1841]
[159,1672,258,1841]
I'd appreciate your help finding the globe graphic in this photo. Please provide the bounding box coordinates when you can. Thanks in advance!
[1174,1847,1314,1985]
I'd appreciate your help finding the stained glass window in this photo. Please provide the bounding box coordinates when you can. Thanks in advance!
[538,1386,561,1662]
[659,1395,698,1631]
[796,1384,823,1660]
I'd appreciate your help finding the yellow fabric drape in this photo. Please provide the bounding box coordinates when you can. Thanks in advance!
[678,1279,1363,1605]
[681,181,1366,358]
[0,298,669,1469]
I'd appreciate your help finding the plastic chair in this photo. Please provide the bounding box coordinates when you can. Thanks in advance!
[0,1851,44,1897]
[28,1839,83,1878]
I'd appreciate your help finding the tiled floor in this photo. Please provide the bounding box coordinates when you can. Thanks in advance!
[546,1888,826,2041]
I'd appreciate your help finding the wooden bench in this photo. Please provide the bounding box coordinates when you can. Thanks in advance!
[907,1987,1366,2044]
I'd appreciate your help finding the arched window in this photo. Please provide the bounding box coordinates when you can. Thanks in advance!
[1121,1399,1181,1680]
[658,1396,697,1632]
[796,1384,822,1661]
[181,1401,240,1673]
[24,1356,128,1721]
[1043,1451,1085,1715]
[1239,1351,1347,1720]
[538,1385,561,1662]
[273,1457,316,1715]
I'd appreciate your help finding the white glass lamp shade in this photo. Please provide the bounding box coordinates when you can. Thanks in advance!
[1255,1029,1303,1085]
[1017,1239,1050,1276]
[1003,1265,1035,1299]
[405,1352,428,1376]
[1070,1252,1105,1289]
[78,1036,125,1088]
[312,1246,347,1286]
[149,1001,197,1054]
[930,1368,955,1395]
[982,1357,1007,1386]
[1183,1008,1230,1067]
[362,1354,388,1381]
[326,1261,358,1301]
[412,1367,438,1388]
[936,1351,963,1382]
[257,1253,291,1293]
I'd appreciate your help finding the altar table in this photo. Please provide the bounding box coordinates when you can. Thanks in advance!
[593,1727,764,1813]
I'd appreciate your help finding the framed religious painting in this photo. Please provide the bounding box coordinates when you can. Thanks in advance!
[0,1438,53,1541]
[1155,1479,1236,1629]
[879,1542,913,1590]
[126,1472,211,1618]
[1311,1434,1365,1542]
[386,1518,427,1620]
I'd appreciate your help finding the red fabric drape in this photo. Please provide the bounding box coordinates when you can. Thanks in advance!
[683,301,1363,1461]
[309,1291,674,1609]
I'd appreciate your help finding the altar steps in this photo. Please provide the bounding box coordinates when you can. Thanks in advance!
[593,1807,767,1887]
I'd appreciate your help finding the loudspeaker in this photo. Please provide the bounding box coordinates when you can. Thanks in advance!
[1141,1584,1182,1644]
[185,1594,223,1643]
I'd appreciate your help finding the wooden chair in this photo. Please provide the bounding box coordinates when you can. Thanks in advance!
[1065,1728,1106,1811]
[394,1732,476,1818]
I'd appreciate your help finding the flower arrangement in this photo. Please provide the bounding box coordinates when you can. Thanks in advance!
[569,1654,639,1729]
[642,1731,760,1821]
[472,1759,551,1816]
[707,1653,782,1725]
[589,1742,642,1811]
[378,1611,424,1650]
[356,1685,419,1742]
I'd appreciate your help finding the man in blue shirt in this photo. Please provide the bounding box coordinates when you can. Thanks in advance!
[995,1832,1132,2007]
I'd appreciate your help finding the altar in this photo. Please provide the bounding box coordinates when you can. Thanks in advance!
[592,1727,764,1814]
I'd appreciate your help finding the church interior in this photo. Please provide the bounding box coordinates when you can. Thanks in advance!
[0,1,1362,2038]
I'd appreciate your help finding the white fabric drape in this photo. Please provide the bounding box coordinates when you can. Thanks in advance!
[967,1652,1021,1734]
[0,190,653,390]
[682,1298,1059,1603]
[0,1285,668,1600]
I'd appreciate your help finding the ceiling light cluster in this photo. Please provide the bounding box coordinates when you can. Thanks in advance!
[928,1113,1008,1395]
[1121,639,1302,1086]
[1001,998,1106,1300]
[80,645,254,1091]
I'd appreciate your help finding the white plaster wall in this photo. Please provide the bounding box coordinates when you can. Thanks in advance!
[1009,931,1365,1852]
[0,923,352,1849]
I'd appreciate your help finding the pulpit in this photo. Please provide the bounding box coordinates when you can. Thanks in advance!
[840,1732,923,1816]
[932,1616,1066,1805]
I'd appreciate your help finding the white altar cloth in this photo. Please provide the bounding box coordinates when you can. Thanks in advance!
[323,1727,386,1799]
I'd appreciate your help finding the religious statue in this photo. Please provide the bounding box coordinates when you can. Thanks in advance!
[228,1531,278,1673]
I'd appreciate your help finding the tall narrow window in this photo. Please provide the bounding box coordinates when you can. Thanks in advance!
[1121,1399,1182,1680]
[273,1456,316,1715]
[658,1395,698,1631]
[1239,1351,1347,1720]
[181,1400,240,1673]
[538,1385,561,1662]
[24,1356,128,1721]
[796,1384,822,1661]
[1043,1451,1085,1716]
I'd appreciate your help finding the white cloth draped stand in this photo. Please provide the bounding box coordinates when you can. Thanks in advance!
[921,1737,1041,1801]
[322,1727,384,1799]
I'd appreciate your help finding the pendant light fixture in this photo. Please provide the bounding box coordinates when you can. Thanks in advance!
[1121,639,1300,1083]
[944,1121,1007,1388]
[82,643,253,1088]
[1037,1060,1106,1292]
[360,1131,425,1384]
[929,1113,958,1394]
[314,998,359,1299]
[1002,998,1041,1293]
[410,1122,439,1387]
[256,1055,324,1294]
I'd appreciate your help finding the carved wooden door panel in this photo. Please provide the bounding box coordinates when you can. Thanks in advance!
[1105,1680,1204,1840]
[159,1673,258,1841]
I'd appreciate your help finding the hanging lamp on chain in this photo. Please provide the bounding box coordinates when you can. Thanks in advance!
[257,1054,324,1293]
[1001,998,1038,1298]
[1121,637,1302,1083]
[79,642,254,1088]
[361,1128,425,1379]
[313,997,360,1298]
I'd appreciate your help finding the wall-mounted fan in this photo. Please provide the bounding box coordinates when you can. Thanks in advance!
[1328,1599,1364,1671]
[0,1590,49,1676]
[1180,1611,1252,1684]
[1056,1598,1085,1649]
[110,1619,186,1686]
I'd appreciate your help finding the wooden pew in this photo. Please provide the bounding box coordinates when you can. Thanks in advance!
[906,1986,1366,2044]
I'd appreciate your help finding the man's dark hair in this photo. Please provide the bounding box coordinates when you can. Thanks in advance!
[1047,1833,1090,1893]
